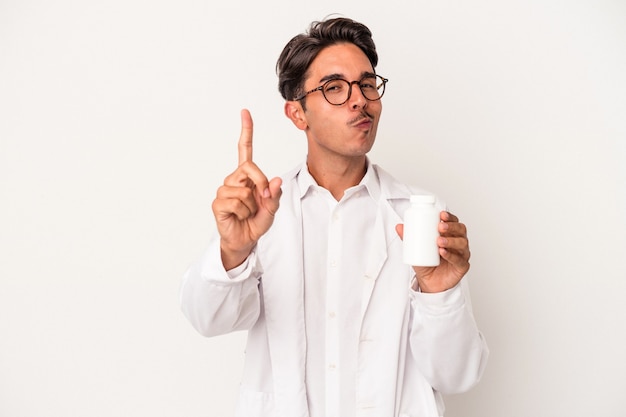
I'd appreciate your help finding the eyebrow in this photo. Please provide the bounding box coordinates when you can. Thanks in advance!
[318,71,376,83]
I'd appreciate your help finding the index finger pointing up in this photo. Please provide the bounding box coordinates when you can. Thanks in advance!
[238,109,254,165]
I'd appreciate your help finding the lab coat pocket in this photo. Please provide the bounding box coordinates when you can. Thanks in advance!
[234,385,276,417]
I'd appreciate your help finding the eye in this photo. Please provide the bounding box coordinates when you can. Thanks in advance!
[323,80,346,94]
[360,77,377,90]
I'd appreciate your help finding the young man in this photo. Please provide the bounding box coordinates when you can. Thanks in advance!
[181,17,488,417]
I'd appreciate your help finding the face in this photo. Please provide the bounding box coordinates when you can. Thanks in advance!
[285,43,383,164]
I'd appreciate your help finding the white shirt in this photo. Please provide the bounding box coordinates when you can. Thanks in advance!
[297,164,378,417]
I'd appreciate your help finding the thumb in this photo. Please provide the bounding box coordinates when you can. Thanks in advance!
[263,177,283,214]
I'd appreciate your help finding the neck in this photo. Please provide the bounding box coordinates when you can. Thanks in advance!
[306,155,367,201]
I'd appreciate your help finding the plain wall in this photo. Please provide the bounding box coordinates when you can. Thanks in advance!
[1,0,625,416]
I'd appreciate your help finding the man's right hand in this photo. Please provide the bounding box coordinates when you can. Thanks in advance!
[212,109,283,270]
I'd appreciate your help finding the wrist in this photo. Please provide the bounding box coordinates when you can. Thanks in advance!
[220,241,254,271]
[414,276,448,294]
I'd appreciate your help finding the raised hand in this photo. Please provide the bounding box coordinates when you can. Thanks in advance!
[212,109,282,270]
[396,211,471,293]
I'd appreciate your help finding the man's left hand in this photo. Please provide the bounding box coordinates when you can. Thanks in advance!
[396,211,471,293]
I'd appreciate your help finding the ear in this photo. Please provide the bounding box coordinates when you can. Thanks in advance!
[284,101,308,131]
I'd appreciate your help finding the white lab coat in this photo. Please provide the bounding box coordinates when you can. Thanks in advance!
[180,163,489,417]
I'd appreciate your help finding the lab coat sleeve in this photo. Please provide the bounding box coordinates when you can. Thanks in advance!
[408,276,489,394]
[180,233,263,337]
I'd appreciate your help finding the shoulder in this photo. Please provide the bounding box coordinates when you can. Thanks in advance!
[372,164,447,211]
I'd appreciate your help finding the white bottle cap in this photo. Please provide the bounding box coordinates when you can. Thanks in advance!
[410,194,436,204]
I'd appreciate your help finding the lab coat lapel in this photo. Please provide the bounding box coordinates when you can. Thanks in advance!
[260,170,309,417]
[360,194,403,323]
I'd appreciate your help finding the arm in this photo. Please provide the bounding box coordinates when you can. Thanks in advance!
[408,278,489,394]
[180,109,281,336]
[397,211,488,393]
[180,233,263,337]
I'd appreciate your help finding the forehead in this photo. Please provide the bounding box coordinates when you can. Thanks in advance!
[306,43,374,82]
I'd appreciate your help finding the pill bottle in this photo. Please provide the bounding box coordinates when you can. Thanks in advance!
[402,194,441,266]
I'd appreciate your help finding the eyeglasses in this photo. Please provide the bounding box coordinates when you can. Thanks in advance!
[294,74,388,106]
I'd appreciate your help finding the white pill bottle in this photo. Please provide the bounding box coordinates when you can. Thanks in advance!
[402,194,441,266]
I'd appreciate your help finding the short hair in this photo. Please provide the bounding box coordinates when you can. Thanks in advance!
[276,17,379,102]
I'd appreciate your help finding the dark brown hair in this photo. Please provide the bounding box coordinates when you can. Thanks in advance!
[276,17,378,102]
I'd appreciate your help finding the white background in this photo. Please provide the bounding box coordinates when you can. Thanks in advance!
[1,0,625,416]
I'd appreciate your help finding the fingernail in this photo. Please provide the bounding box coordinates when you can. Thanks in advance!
[263,188,270,198]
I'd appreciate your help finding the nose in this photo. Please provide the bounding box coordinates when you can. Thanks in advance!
[348,82,367,109]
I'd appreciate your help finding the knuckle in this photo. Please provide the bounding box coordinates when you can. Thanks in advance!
[239,160,256,171]
[223,172,240,185]
[230,199,252,218]
[211,199,221,214]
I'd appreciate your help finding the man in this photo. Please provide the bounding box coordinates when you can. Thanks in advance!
[181,17,488,417]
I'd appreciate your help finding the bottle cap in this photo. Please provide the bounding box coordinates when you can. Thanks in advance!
[410,194,436,204]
